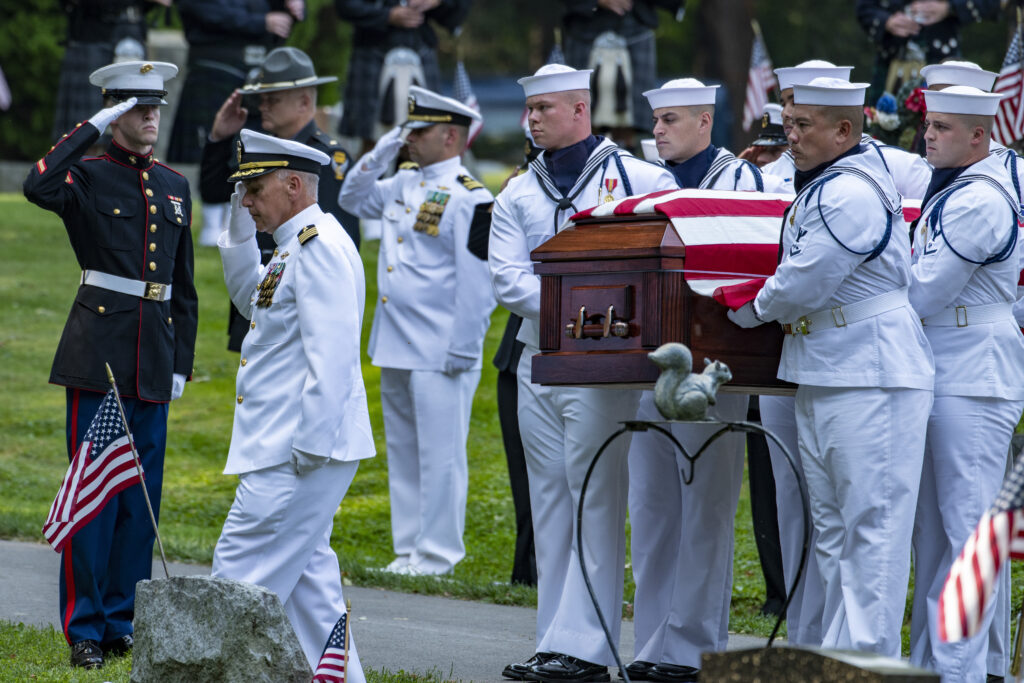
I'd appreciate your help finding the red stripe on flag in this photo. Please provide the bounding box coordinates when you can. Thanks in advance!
[713,278,768,310]
[903,207,921,223]
[653,196,790,219]
[612,189,677,215]
[683,243,779,280]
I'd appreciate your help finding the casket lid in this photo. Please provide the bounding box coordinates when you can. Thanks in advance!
[531,219,685,263]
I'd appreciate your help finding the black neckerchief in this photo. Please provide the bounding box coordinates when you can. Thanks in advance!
[544,135,602,195]
[793,143,866,194]
[921,165,970,210]
[666,144,717,189]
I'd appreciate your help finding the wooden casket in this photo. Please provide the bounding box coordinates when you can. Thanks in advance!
[530,189,795,394]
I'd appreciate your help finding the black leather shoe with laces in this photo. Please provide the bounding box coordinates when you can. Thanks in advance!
[503,652,557,680]
[70,640,104,669]
[102,634,134,657]
[525,652,611,682]
[647,663,699,683]
[621,660,655,680]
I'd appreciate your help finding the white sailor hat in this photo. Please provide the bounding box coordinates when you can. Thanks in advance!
[793,77,868,107]
[920,61,998,92]
[774,60,853,92]
[752,103,787,146]
[643,78,719,110]
[227,129,330,181]
[404,85,482,129]
[923,85,1006,116]
[517,64,592,98]
[89,60,178,105]
[640,138,660,162]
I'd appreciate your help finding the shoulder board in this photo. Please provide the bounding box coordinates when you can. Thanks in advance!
[458,174,485,191]
[398,161,420,171]
[298,225,319,245]
[312,128,344,150]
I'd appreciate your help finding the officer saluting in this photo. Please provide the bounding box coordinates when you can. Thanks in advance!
[340,86,495,577]
[23,61,197,669]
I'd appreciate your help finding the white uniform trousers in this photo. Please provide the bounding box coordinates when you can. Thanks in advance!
[380,367,480,575]
[759,395,825,646]
[628,391,746,668]
[212,460,365,679]
[517,347,641,666]
[796,385,932,658]
[909,396,1023,681]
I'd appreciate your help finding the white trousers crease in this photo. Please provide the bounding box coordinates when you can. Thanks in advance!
[380,367,480,574]
[909,395,1022,682]
[796,385,931,658]
[212,460,365,680]
[759,394,825,646]
[629,391,746,668]
[517,347,641,666]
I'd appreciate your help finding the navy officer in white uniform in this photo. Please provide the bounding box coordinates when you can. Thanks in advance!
[907,85,1024,682]
[729,77,934,658]
[624,77,768,683]
[340,86,495,577]
[489,64,676,682]
[212,130,375,676]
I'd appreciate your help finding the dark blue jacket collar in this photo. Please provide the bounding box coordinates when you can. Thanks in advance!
[544,135,602,195]
[665,144,717,189]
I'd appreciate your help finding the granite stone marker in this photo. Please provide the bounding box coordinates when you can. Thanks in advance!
[701,647,940,682]
[130,575,311,683]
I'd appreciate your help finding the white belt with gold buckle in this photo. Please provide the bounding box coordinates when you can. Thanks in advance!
[782,287,909,336]
[921,302,1013,327]
[81,270,172,302]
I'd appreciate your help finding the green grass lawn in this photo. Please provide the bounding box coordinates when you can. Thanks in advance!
[5,188,1020,681]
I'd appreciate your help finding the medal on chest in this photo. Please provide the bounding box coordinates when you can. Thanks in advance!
[414,190,450,237]
[602,178,618,203]
[256,261,286,308]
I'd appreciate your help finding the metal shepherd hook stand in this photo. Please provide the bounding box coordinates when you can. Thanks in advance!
[104,362,170,578]
[574,347,812,683]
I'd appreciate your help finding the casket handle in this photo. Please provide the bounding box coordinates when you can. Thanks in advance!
[574,305,586,339]
[602,305,615,338]
[565,305,631,339]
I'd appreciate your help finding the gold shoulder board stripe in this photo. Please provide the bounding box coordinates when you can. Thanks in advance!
[298,225,318,245]
[458,174,484,191]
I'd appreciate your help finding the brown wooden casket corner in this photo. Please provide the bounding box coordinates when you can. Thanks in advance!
[530,214,794,394]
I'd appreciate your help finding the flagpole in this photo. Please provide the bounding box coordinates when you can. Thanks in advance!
[344,598,351,678]
[104,362,170,578]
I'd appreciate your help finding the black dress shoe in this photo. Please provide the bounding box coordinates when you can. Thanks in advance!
[102,634,133,657]
[70,640,104,669]
[503,652,556,680]
[621,660,655,680]
[986,676,1004,683]
[647,663,699,682]
[525,652,610,682]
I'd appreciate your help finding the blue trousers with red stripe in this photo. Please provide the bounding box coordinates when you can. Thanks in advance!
[60,387,167,645]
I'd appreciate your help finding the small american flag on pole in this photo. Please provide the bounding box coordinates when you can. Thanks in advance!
[453,60,483,148]
[938,456,1024,642]
[742,20,777,132]
[313,611,349,682]
[42,389,142,552]
[993,27,1024,146]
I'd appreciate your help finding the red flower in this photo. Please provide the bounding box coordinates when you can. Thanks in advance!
[904,87,927,119]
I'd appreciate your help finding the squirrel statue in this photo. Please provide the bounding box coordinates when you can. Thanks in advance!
[648,342,732,421]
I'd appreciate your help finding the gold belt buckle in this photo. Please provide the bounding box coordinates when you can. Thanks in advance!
[783,317,811,335]
[143,282,167,301]
[955,305,968,327]
[831,306,847,328]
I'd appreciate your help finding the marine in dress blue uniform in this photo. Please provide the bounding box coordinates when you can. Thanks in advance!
[23,61,197,669]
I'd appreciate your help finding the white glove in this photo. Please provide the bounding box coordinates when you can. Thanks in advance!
[291,448,329,475]
[365,126,404,168]
[171,373,186,400]
[442,350,477,376]
[224,181,257,246]
[726,301,764,329]
[88,97,137,132]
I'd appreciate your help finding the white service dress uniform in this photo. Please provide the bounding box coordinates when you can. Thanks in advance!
[628,147,761,670]
[341,152,495,575]
[490,135,676,665]
[751,144,935,658]
[213,202,376,673]
[758,133,932,646]
[907,153,1024,682]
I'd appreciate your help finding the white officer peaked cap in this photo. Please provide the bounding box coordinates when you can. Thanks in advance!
[89,61,178,105]
[404,85,482,129]
[643,78,719,109]
[774,60,853,91]
[228,129,330,181]
[921,61,998,92]
[923,85,1006,116]
[518,64,593,98]
[793,77,869,107]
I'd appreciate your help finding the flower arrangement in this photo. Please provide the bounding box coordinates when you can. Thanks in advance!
[864,77,928,152]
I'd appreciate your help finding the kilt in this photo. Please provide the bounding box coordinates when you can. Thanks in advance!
[564,29,656,132]
[339,44,442,140]
[167,48,254,164]
[52,42,117,140]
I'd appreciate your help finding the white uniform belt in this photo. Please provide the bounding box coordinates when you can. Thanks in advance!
[782,287,909,336]
[921,302,1013,327]
[81,270,172,302]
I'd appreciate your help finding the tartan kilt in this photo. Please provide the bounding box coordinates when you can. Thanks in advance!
[338,44,442,140]
[564,29,656,132]
[51,42,116,141]
[167,56,250,164]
